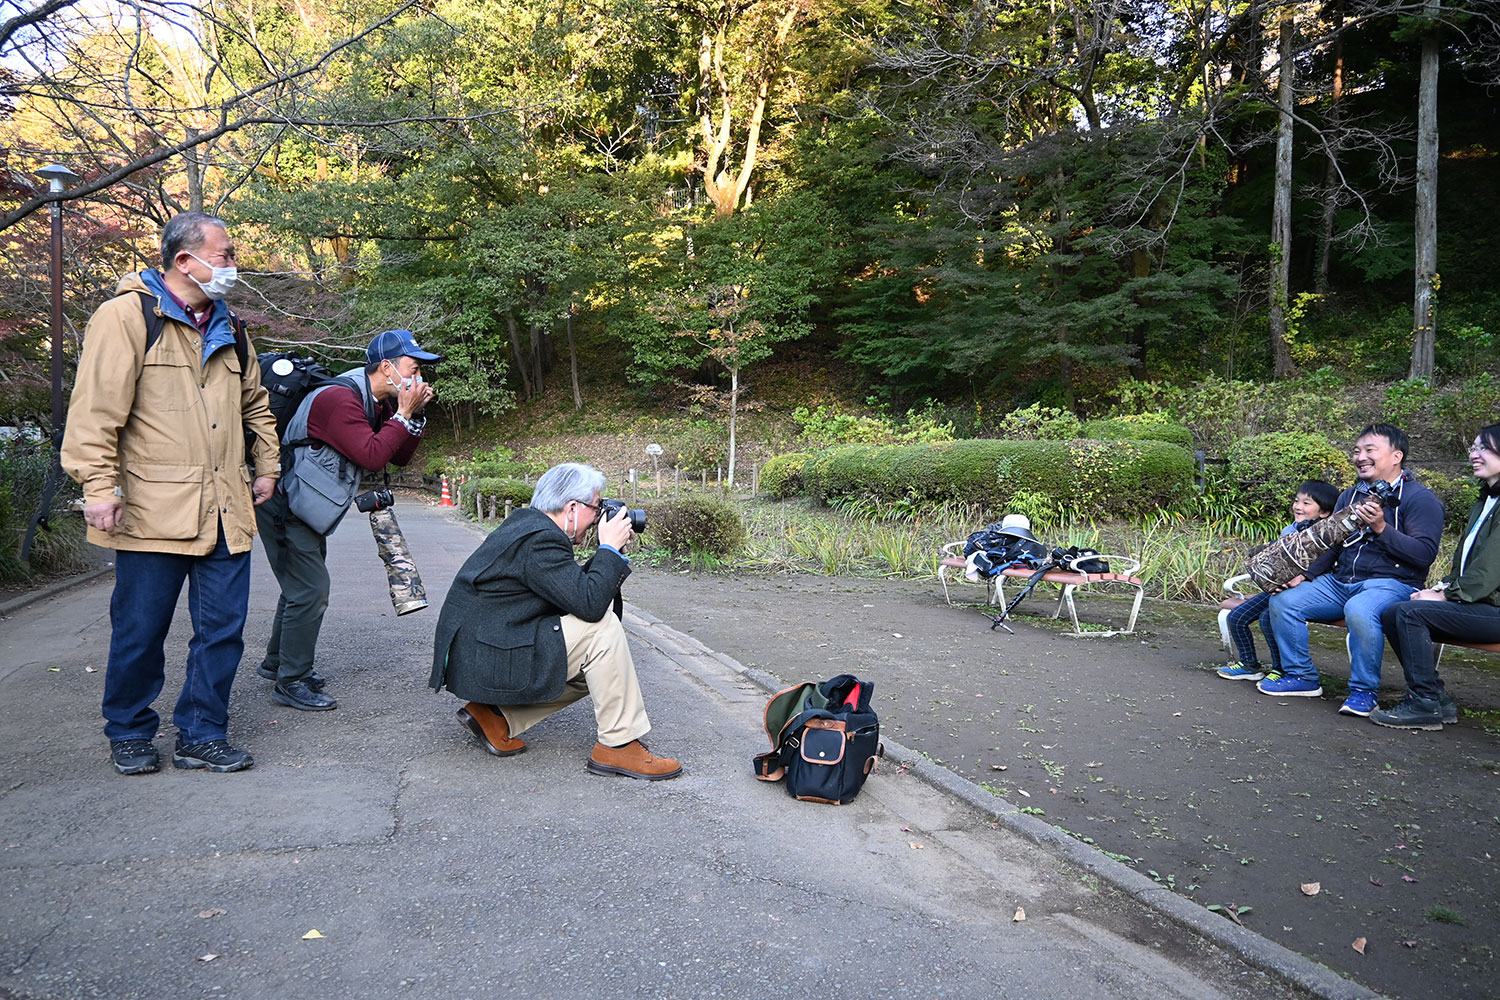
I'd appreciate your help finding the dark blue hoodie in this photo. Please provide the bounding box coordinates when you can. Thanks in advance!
[1306,471,1445,589]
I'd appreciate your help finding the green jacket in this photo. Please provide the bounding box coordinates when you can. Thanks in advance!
[1444,493,1500,606]
[429,506,630,704]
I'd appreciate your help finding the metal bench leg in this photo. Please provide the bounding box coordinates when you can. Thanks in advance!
[939,565,954,605]
[1063,584,1081,635]
[1050,584,1068,620]
[1218,608,1233,649]
[1124,585,1143,634]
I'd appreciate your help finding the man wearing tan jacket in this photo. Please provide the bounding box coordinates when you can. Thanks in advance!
[62,212,280,775]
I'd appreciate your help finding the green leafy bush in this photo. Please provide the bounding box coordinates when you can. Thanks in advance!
[760,452,810,499]
[1382,378,1434,426]
[1081,416,1194,448]
[1224,432,1354,519]
[793,404,953,449]
[1114,372,1354,455]
[995,403,1082,440]
[1432,374,1500,450]
[648,496,746,558]
[1417,468,1482,528]
[468,477,534,507]
[798,438,1193,519]
[0,439,88,583]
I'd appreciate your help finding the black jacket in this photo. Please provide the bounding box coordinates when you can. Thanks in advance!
[429,507,630,704]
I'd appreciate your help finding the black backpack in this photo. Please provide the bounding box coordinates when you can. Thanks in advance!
[257,352,342,440]
[753,674,883,805]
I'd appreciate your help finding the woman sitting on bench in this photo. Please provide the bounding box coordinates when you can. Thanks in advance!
[1372,423,1500,730]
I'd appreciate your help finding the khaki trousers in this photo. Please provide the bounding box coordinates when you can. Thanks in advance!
[499,611,650,746]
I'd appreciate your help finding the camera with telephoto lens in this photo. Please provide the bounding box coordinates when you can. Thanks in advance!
[599,498,647,534]
[355,488,395,513]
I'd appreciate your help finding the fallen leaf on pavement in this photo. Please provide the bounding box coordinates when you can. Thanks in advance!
[990,764,1007,771]
[1369,877,1383,887]
[1013,907,1026,922]
[302,929,324,940]
[198,908,227,919]
[891,633,903,638]
[908,842,924,850]
[899,826,911,832]
[1352,937,1367,955]
[1403,940,1417,948]
[47,667,59,672]
[1402,876,1418,883]
[1018,789,1030,797]
[84,666,97,673]
[197,954,219,962]
[1301,882,1321,896]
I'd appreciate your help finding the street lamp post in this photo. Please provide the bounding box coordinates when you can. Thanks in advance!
[35,164,79,437]
[22,164,80,564]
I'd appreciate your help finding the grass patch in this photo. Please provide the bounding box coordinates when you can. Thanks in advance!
[1426,906,1465,925]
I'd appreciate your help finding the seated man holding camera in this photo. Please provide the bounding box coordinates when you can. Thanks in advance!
[429,462,681,781]
[255,330,438,711]
[1263,424,1444,715]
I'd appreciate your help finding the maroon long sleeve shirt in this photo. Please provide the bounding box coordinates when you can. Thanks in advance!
[304,383,421,470]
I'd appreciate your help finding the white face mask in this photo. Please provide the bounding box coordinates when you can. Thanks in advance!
[386,365,419,392]
[187,252,238,300]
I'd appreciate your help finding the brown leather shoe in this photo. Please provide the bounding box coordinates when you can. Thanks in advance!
[586,740,682,781]
[456,703,525,757]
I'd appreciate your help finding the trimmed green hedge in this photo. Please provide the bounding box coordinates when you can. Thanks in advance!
[1224,432,1353,519]
[1081,418,1194,448]
[759,452,810,499]
[791,438,1194,518]
[468,477,534,507]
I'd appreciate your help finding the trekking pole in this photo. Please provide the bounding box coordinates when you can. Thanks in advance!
[990,552,1062,632]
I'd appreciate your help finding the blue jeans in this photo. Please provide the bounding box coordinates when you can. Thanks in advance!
[1268,575,1413,693]
[1225,591,1279,670]
[103,525,251,744]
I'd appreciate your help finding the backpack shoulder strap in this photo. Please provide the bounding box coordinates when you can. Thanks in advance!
[135,291,166,354]
[135,291,249,377]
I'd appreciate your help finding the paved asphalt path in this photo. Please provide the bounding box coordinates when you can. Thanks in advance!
[0,501,1365,1000]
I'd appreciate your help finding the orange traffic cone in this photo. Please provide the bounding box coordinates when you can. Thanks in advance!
[439,474,454,507]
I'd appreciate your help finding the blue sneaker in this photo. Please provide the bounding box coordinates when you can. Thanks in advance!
[1256,675,1323,697]
[1217,664,1265,681]
[1338,690,1377,717]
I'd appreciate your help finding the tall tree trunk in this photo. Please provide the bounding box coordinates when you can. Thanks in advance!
[1410,0,1440,379]
[566,310,582,410]
[1267,11,1298,378]
[184,126,203,212]
[506,313,534,398]
[1314,4,1344,295]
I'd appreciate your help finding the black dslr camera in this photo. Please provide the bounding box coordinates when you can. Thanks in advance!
[355,488,395,513]
[1365,479,1400,508]
[599,498,647,533]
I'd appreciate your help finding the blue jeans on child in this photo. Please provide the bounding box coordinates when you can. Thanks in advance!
[1267,575,1412,694]
[102,525,251,745]
[1225,591,1279,670]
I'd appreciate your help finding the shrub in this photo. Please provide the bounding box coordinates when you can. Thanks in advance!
[468,477,534,508]
[1417,468,1482,528]
[1432,374,1500,450]
[1081,416,1194,448]
[759,452,809,499]
[648,495,746,558]
[1382,377,1434,426]
[995,403,1082,441]
[0,439,87,583]
[798,438,1193,519]
[793,404,954,449]
[1225,432,1354,519]
[1113,372,1354,455]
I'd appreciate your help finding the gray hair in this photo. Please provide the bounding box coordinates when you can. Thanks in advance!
[531,463,606,513]
[160,212,227,271]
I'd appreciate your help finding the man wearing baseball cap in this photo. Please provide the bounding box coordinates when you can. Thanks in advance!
[253,331,439,711]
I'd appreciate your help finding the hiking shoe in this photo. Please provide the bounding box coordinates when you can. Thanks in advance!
[110,738,159,775]
[1263,669,1284,683]
[1439,689,1458,725]
[256,663,325,691]
[1217,664,1265,681]
[1339,690,1378,717]
[1256,675,1323,697]
[1370,696,1443,731]
[172,737,253,772]
[272,679,338,711]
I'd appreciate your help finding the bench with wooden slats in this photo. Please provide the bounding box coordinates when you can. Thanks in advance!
[938,542,1146,637]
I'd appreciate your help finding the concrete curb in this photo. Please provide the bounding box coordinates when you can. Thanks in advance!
[624,604,1385,1000]
[0,564,113,618]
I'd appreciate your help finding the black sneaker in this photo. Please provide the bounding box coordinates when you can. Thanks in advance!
[110,738,160,775]
[256,663,325,691]
[272,679,338,711]
[173,737,254,772]
[1369,696,1443,731]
